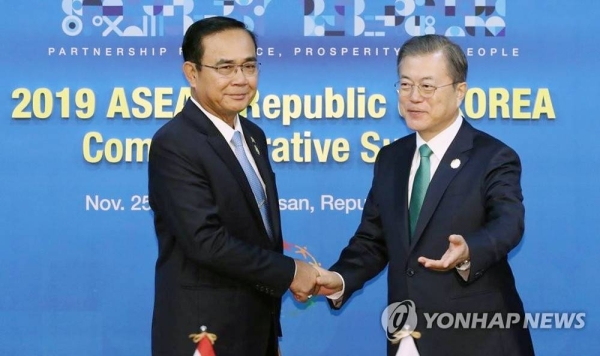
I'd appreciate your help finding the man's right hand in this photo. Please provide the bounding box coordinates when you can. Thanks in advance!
[289,260,319,302]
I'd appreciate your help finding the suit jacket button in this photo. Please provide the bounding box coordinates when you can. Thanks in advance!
[406,268,415,277]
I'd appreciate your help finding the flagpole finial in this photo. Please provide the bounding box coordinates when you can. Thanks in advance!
[189,326,218,345]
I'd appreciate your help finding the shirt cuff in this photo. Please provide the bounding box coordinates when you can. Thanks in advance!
[293,262,297,279]
[325,272,345,300]
[455,260,471,281]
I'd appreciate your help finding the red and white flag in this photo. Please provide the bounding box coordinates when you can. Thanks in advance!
[395,335,420,356]
[190,326,217,356]
[193,337,216,356]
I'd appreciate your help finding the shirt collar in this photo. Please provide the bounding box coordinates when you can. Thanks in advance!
[416,114,463,159]
[190,96,242,143]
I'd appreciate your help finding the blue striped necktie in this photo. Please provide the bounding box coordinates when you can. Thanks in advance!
[231,131,273,240]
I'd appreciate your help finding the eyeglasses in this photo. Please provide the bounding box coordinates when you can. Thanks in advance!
[394,81,457,98]
[197,62,260,77]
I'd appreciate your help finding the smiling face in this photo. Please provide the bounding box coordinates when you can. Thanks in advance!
[398,51,467,141]
[183,28,257,126]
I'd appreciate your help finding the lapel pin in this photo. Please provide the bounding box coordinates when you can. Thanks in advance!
[450,158,461,169]
[250,137,260,155]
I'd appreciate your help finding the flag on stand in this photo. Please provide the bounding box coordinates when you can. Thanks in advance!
[193,336,216,356]
[189,326,217,356]
[395,335,420,356]
[391,328,421,356]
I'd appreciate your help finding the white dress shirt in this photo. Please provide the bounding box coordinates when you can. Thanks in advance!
[190,97,266,192]
[408,115,463,203]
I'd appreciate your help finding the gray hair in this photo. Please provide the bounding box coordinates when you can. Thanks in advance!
[396,34,468,83]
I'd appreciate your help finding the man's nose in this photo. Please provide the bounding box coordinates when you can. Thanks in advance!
[231,66,249,83]
[409,86,424,101]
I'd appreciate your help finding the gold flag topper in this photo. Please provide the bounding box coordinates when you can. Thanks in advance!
[189,325,217,345]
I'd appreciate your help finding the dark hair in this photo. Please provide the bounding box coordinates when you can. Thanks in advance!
[181,16,257,65]
[396,34,468,83]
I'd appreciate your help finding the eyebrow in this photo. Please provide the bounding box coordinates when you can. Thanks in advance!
[213,57,257,65]
[400,75,435,81]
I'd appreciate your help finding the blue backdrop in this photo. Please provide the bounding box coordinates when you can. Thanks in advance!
[1,1,598,355]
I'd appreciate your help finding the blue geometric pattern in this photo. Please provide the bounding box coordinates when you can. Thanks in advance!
[303,0,506,37]
[61,0,273,36]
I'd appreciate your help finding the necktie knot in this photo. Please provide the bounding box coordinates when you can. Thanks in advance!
[231,131,244,148]
[419,144,433,158]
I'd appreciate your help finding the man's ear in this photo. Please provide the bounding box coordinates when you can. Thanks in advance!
[182,61,197,86]
[456,81,467,105]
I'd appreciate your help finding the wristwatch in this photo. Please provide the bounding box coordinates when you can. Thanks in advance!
[455,259,471,271]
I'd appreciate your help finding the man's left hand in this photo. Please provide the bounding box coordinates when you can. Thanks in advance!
[418,234,470,271]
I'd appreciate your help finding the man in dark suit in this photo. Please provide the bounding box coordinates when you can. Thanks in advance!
[148,16,318,356]
[315,35,535,356]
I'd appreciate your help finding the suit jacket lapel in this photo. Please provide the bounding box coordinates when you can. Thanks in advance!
[410,121,474,247]
[207,135,263,225]
[182,100,266,235]
[394,136,417,253]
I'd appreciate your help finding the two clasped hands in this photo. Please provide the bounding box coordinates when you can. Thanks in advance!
[289,234,471,303]
[289,260,340,303]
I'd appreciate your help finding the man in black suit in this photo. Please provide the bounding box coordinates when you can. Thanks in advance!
[316,35,535,356]
[148,16,317,356]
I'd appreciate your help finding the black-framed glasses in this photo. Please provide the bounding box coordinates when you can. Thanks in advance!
[197,62,260,77]
[394,81,458,98]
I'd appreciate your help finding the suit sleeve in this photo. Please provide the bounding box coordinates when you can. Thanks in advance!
[148,131,295,297]
[328,155,389,308]
[463,145,525,283]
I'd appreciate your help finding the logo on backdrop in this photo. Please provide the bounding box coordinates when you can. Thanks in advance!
[304,0,505,37]
[54,1,518,60]
[283,240,321,271]
[60,0,503,38]
[61,0,272,37]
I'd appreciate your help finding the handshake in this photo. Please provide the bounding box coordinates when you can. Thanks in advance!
[289,260,342,303]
